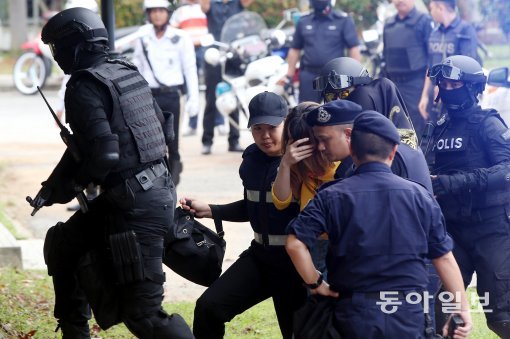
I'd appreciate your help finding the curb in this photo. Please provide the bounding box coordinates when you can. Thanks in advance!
[0,221,22,269]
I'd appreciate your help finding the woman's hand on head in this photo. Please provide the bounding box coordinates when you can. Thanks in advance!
[282,137,315,167]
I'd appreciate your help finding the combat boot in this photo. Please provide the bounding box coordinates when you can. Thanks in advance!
[56,319,91,339]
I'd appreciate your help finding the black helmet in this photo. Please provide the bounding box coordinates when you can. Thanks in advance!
[428,55,486,94]
[313,57,372,102]
[41,7,108,45]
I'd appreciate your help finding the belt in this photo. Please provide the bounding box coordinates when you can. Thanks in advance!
[253,232,287,246]
[106,162,168,193]
[151,86,181,94]
[300,65,322,74]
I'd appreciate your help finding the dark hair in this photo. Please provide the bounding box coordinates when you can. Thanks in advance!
[350,130,394,162]
[282,102,330,198]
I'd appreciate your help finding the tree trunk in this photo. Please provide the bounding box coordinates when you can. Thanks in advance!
[9,0,28,51]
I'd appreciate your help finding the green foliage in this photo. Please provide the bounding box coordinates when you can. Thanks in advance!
[114,0,145,28]
[480,0,510,40]
[336,0,383,30]
[248,0,300,28]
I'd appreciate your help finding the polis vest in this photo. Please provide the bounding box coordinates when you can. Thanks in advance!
[78,60,166,172]
[384,12,428,74]
[239,144,299,237]
[432,108,510,212]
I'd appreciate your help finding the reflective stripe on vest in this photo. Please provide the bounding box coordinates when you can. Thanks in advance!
[246,190,273,203]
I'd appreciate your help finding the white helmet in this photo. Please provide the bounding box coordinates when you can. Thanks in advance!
[204,48,221,66]
[144,0,171,10]
[65,0,98,13]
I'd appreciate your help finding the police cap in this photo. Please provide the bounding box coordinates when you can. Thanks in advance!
[431,0,456,8]
[353,110,400,145]
[248,91,288,128]
[305,100,362,127]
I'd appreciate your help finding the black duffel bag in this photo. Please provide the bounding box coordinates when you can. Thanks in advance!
[163,206,226,286]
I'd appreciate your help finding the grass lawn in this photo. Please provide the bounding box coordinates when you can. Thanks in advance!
[0,267,501,338]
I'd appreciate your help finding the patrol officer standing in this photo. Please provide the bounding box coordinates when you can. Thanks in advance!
[284,0,361,103]
[425,55,510,338]
[418,0,480,122]
[199,0,254,155]
[31,7,194,337]
[287,110,471,338]
[132,0,200,186]
[181,92,307,339]
[383,0,433,137]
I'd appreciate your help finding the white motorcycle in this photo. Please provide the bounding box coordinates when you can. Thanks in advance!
[203,11,292,130]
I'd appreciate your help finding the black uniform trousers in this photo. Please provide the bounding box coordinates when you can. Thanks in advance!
[446,206,510,328]
[298,68,321,103]
[193,241,307,339]
[48,173,194,338]
[202,61,240,147]
[152,90,181,162]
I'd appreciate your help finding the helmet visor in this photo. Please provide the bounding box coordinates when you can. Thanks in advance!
[313,73,352,91]
[428,64,463,81]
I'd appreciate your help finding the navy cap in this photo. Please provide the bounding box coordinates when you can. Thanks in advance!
[353,110,400,145]
[248,92,288,128]
[431,0,456,8]
[305,100,363,126]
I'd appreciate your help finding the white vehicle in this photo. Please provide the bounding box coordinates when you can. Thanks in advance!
[203,11,292,130]
[481,67,510,125]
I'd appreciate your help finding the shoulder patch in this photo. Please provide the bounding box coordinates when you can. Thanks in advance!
[501,129,510,142]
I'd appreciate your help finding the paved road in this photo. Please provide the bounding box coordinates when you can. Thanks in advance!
[0,87,256,301]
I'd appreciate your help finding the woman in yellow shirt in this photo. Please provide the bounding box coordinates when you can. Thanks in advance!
[272,102,339,272]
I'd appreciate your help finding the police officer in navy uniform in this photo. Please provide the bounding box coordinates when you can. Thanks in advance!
[311,57,432,192]
[383,0,433,137]
[181,92,307,339]
[31,7,194,337]
[284,0,360,103]
[418,0,480,122]
[424,55,510,338]
[287,110,472,338]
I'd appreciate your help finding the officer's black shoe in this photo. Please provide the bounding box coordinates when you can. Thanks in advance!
[228,143,244,153]
[170,160,183,186]
[56,320,90,339]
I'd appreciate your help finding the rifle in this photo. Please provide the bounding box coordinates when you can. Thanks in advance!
[26,87,88,216]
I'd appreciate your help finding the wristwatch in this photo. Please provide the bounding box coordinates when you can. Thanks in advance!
[305,272,323,289]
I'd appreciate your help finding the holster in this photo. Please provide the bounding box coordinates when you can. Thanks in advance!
[109,230,145,284]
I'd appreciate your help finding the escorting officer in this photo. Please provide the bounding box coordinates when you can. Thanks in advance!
[287,110,471,338]
[32,7,193,337]
[418,0,480,122]
[424,55,510,338]
[132,0,200,185]
[181,92,307,339]
[383,0,433,137]
[284,0,361,103]
[311,57,432,192]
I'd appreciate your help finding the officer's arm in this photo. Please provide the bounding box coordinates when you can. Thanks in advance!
[347,46,361,61]
[432,252,472,337]
[286,48,300,79]
[210,200,249,222]
[199,0,210,14]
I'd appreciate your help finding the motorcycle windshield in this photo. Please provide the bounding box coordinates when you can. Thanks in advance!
[220,11,267,44]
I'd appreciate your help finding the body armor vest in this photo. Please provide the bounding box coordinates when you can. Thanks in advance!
[431,108,510,214]
[384,12,428,75]
[77,60,166,172]
[239,144,299,236]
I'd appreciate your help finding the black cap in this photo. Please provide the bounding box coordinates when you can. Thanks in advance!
[431,0,456,8]
[305,100,362,126]
[352,110,400,145]
[248,92,288,128]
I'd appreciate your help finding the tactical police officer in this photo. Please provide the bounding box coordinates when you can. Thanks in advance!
[425,55,510,338]
[418,0,480,122]
[30,7,194,338]
[311,57,432,192]
[284,0,361,103]
[383,0,433,137]
[287,110,471,338]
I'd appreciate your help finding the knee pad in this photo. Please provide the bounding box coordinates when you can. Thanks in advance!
[488,320,510,338]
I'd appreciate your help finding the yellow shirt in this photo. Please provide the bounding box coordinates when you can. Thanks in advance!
[272,161,340,211]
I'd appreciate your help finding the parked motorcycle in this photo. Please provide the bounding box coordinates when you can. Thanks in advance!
[13,34,55,95]
[482,67,510,124]
[203,11,292,130]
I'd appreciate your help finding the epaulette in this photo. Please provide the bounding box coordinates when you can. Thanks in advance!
[332,9,348,18]
[106,57,137,70]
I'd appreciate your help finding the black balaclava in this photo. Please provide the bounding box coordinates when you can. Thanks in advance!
[310,0,331,13]
[438,85,476,114]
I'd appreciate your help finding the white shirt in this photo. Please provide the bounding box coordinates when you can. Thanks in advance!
[132,24,199,105]
[170,3,208,46]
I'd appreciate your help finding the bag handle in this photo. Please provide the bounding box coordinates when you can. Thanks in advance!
[209,204,224,238]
